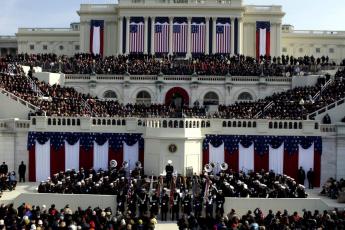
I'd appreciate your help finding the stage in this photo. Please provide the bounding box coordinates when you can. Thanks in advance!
[1,183,345,230]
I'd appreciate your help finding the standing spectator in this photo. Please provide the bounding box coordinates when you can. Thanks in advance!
[18,161,26,182]
[307,168,315,189]
[0,162,8,175]
[298,167,306,186]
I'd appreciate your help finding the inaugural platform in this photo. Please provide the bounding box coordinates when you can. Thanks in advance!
[0,0,345,229]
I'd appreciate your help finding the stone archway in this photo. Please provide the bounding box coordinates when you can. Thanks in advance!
[165,87,190,108]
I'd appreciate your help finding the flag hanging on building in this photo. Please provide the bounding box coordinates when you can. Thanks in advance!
[155,22,169,53]
[256,21,271,58]
[202,135,322,187]
[90,20,104,56]
[191,23,206,54]
[216,23,231,54]
[130,22,145,53]
[173,23,187,53]
[27,132,144,182]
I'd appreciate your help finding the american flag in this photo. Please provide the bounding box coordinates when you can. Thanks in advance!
[155,23,169,53]
[216,23,231,54]
[130,22,144,53]
[191,23,206,54]
[173,23,187,53]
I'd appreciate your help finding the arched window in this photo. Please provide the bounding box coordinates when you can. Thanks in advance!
[237,92,253,101]
[203,92,219,106]
[103,90,117,99]
[136,91,151,105]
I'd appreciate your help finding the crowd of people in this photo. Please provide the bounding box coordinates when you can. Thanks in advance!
[320,177,345,200]
[0,53,338,77]
[0,162,18,197]
[0,202,344,230]
[177,208,345,229]
[1,54,345,120]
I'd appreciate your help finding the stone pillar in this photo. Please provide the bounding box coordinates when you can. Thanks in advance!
[205,17,210,55]
[276,23,282,57]
[230,17,235,54]
[151,16,156,55]
[187,17,192,58]
[126,16,130,54]
[118,17,123,54]
[212,17,217,54]
[144,16,148,54]
[169,17,174,55]
[238,17,243,54]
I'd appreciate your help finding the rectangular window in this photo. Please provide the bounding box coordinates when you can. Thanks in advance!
[316,48,321,53]
[282,47,287,52]
[299,48,303,53]
[29,45,34,50]
[329,48,334,53]
[43,45,48,50]
[75,45,80,50]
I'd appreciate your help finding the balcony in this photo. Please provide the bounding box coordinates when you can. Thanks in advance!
[118,0,243,7]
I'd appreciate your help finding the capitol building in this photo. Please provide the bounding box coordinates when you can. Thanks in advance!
[0,0,343,63]
[0,0,345,221]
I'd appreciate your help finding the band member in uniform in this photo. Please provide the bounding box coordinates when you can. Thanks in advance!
[165,160,174,187]
[150,192,159,216]
[193,193,203,218]
[172,189,180,221]
[161,189,169,221]
[182,191,192,215]
[205,193,214,218]
[117,189,126,213]
[138,189,148,216]
[215,190,225,216]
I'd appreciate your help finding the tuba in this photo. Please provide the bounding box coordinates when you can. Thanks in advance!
[220,162,228,171]
[110,159,117,168]
[204,164,213,173]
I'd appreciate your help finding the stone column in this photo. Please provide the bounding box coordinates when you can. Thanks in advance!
[238,17,243,54]
[205,17,210,55]
[151,16,156,55]
[187,17,192,58]
[144,16,148,54]
[126,16,130,54]
[276,23,282,57]
[118,17,123,54]
[230,17,235,54]
[169,16,174,55]
[212,17,217,54]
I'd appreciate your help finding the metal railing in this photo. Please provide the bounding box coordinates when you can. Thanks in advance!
[254,101,274,119]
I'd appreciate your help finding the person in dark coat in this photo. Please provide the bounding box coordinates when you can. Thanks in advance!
[0,162,8,175]
[172,189,180,221]
[298,167,306,185]
[18,161,26,182]
[307,168,315,189]
[161,190,169,221]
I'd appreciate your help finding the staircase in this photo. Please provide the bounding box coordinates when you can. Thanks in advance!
[312,78,333,101]
[0,88,43,119]
[308,96,345,121]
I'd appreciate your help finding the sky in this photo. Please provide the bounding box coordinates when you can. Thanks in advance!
[0,0,344,35]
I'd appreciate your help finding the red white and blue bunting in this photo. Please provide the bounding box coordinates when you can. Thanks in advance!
[203,135,322,187]
[27,132,144,182]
